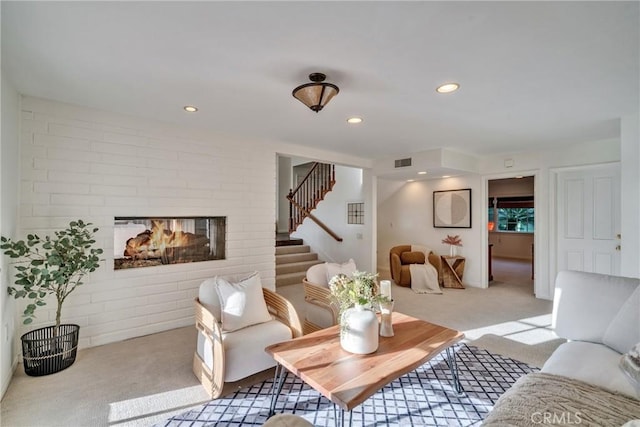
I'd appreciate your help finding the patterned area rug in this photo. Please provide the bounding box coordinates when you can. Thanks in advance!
[157,345,536,427]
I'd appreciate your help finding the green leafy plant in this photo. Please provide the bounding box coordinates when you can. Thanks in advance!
[329,271,388,318]
[0,220,103,332]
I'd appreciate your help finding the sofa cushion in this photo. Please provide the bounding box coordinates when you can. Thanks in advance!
[553,270,640,343]
[541,341,639,398]
[400,251,425,265]
[196,319,292,382]
[216,273,272,332]
[603,286,640,354]
[325,259,356,283]
[199,277,223,321]
[306,263,328,287]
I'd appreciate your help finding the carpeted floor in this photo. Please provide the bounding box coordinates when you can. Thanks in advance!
[156,344,538,427]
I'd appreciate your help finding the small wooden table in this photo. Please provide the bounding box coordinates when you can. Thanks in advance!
[441,255,466,289]
[265,312,464,426]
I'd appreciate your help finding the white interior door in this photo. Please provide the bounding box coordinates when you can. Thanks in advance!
[557,163,621,275]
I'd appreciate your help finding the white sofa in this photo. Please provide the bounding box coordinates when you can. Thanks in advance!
[541,270,639,397]
[484,270,640,426]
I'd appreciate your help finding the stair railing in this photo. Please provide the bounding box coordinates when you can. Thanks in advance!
[287,162,342,242]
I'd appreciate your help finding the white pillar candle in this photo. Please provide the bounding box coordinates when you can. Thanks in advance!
[380,280,392,300]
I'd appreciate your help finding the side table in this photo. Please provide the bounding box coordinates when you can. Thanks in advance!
[441,255,465,289]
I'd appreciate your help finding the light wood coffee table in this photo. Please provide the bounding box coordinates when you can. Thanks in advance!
[265,312,464,426]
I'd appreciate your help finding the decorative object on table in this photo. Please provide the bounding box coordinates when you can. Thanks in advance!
[0,220,103,376]
[433,188,472,228]
[329,271,388,354]
[379,280,392,300]
[442,234,463,257]
[340,304,379,354]
[379,299,395,337]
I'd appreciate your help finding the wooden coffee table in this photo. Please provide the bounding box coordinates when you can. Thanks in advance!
[265,312,464,426]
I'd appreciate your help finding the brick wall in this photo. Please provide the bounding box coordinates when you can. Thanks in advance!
[18,97,276,348]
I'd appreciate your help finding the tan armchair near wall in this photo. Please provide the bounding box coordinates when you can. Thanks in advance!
[389,245,442,287]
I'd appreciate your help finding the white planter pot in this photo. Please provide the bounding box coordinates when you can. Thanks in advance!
[340,304,379,354]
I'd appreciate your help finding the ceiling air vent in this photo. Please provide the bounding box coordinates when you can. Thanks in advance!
[394,158,412,168]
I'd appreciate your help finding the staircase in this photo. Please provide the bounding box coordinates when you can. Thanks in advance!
[288,162,342,242]
[275,241,322,287]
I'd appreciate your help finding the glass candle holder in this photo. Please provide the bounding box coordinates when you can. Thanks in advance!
[379,299,395,337]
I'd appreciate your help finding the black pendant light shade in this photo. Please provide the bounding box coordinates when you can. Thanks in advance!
[292,73,339,112]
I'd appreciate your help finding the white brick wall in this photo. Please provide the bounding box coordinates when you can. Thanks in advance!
[17,96,277,349]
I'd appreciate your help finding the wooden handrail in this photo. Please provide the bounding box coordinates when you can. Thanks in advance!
[287,162,341,242]
[288,196,343,242]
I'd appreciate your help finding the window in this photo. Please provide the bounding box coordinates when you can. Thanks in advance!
[488,197,534,233]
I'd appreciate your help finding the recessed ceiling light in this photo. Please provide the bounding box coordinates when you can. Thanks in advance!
[418,171,427,175]
[407,179,415,182]
[184,105,198,113]
[442,175,451,178]
[436,83,460,94]
[347,117,363,124]
[515,176,524,179]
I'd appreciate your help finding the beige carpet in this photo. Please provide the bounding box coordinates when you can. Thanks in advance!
[1,258,562,427]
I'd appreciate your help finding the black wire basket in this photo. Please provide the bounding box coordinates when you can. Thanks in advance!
[20,324,80,376]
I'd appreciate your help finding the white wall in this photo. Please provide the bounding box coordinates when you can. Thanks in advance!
[377,138,624,300]
[481,138,620,299]
[1,73,20,398]
[14,96,281,350]
[276,156,291,234]
[292,165,373,272]
[621,113,640,278]
[377,175,484,286]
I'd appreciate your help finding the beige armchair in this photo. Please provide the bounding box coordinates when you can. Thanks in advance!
[389,245,442,287]
[302,260,356,334]
[193,274,302,399]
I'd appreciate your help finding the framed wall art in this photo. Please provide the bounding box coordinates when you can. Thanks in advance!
[433,188,472,228]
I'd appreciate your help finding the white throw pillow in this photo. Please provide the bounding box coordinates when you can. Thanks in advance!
[325,259,357,283]
[199,277,222,321]
[215,272,272,332]
[604,286,640,354]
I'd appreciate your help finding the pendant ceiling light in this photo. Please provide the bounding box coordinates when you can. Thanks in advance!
[292,73,339,112]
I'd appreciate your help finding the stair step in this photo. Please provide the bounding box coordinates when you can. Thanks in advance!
[276,259,323,276]
[276,271,306,287]
[275,245,310,256]
[276,252,318,264]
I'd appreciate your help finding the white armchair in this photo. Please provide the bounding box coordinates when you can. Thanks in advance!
[302,259,356,334]
[193,273,302,399]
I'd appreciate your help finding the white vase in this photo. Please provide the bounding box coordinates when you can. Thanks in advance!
[340,304,379,354]
[450,245,457,257]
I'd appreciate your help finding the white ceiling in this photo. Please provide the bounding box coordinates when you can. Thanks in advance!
[2,2,638,161]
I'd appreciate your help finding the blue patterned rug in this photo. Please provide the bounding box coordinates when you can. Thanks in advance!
[157,345,536,427]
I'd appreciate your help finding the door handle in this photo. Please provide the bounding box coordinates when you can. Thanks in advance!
[615,245,621,251]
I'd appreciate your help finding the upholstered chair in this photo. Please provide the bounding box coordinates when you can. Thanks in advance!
[302,259,357,334]
[193,272,302,399]
[389,245,442,287]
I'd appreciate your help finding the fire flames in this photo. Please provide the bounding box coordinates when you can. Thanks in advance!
[124,220,210,264]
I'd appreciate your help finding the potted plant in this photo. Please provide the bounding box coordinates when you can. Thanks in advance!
[0,219,103,376]
[329,271,389,354]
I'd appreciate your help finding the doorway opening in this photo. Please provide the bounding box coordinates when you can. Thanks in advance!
[488,176,535,294]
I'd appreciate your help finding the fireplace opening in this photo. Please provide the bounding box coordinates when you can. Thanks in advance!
[114,216,226,270]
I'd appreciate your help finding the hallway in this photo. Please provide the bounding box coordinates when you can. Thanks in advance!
[491,256,534,294]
